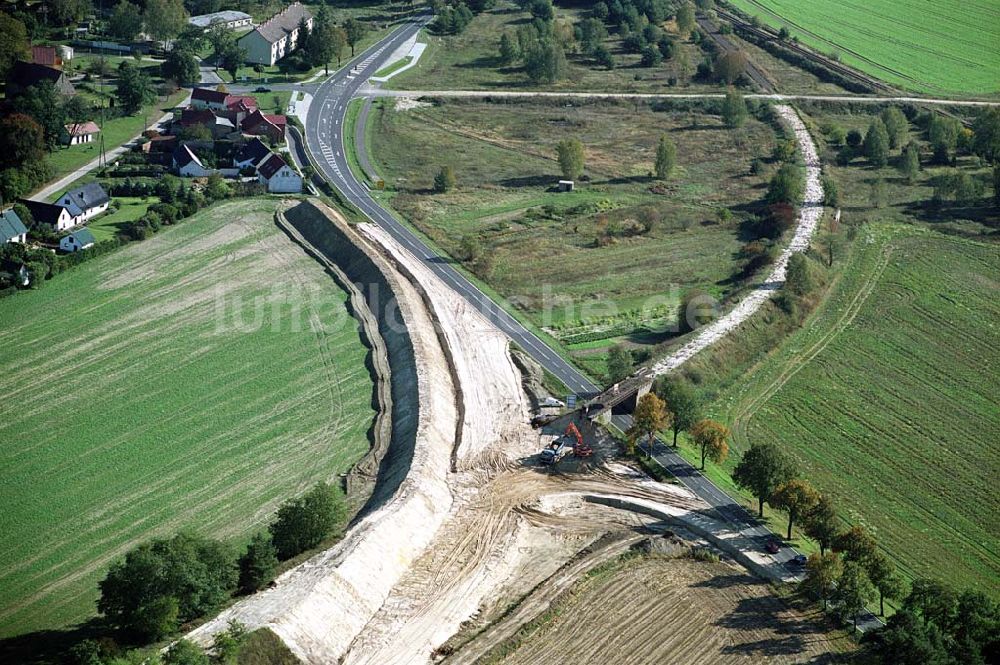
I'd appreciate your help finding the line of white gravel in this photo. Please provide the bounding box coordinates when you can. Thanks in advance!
[649,104,824,376]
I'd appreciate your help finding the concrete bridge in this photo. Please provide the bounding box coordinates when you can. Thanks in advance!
[582,369,655,420]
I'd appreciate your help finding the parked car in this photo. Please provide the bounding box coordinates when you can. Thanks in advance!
[790,554,808,566]
[254,86,271,93]
[765,540,781,554]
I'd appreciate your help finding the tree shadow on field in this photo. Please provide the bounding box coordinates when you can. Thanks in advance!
[0,618,116,665]
[498,174,555,188]
[455,55,503,69]
[691,572,760,589]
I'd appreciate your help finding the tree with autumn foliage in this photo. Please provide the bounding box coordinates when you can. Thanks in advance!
[771,478,820,539]
[628,392,671,458]
[690,419,729,470]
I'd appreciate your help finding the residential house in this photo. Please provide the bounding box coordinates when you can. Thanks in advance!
[6,61,75,97]
[233,138,271,170]
[241,110,287,143]
[62,121,100,145]
[257,153,302,193]
[0,209,28,244]
[31,46,62,68]
[57,183,111,225]
[238,3,313,66]
[189,10,253,31]
[190,87,230,111]
[179,107,236,139]
[172,145,212,177]
[60,228,96,253]
[18,199,75,231]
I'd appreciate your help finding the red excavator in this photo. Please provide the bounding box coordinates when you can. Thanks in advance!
[567,422,592,458]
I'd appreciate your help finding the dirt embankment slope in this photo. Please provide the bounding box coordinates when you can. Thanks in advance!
[186,201,458,662]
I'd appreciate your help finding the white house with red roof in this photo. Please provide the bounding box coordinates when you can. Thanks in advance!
[241,110,287,143]
[62,121,100,145]
[190,87,230,111]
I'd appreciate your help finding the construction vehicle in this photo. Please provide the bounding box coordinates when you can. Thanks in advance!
[540,423,591,465]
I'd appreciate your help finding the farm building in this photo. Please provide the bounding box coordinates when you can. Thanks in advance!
[60,228,96,253]
[179,107,236,139]
[31,46,63,67]
[6,61,75,97]
[56,183,110,225]
[0,209,28,244]
[188,10,253,31]
[62,121,100,145]
[191,87,230,111]
[257,153,302,193]
[238,3,313,66]
[18,199,75,231]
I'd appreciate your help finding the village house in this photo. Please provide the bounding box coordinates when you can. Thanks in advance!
[0,209,28,245]
[188,10,253,31]
[241,109,287,143]
[57,183,110,225]
[172,145,213,177]
[238,3,313,66]
[233,137,271,170]
[190,87,231,112]
[179,107,236,139]
[6,61,75,97]
[257,152,302,193]
[62,121,100,145]
[60,228,96,253]
[18,199,75,232]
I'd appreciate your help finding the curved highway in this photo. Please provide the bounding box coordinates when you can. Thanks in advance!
[302,13,880,629]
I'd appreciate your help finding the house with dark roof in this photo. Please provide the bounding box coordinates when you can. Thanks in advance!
[172,145,212,177]
[234,138,271,170]
[241,110,286,143]
[6,61,75,97]
[56,183,110,225]
[238,2,313,66]
[0,209,28,244]
[257,152,302,193]
[60,228,96,253]
[62,121,100,145]
[18,199,75,231]
[191,87,231,111]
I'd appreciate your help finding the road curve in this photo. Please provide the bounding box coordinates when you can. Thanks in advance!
[304,14,883,631]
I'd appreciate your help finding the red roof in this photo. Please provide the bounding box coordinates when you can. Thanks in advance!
[225,94,257,110]
[241,110,280,135]
[257,152,288,180]
[65,121,100,136]
[31,46,59,67]
[191,87,229,105]
[263,114,287,129]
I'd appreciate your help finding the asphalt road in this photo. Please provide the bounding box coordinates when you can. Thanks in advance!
[303,13,882,630]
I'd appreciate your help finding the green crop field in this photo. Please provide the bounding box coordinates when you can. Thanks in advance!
[726,0,1000,95]
[0,199,376,637]
[708,225,999,592]
[368,97,779,371]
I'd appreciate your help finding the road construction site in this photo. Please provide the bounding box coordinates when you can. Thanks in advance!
[184,200,843,663]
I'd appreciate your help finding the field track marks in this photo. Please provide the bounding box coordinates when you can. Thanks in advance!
[729,240,894,448]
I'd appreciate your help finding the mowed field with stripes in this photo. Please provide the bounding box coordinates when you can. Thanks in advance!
[0,199,375,636]
[727,0,1000,95]
[716,226,1000,593]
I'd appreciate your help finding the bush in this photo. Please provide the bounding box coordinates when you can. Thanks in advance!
[239,532,279,593]
[269,483,345,560]
[433,165,456,193]
[766,163,804,205]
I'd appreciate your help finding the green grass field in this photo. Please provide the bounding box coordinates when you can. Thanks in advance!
[369,98,777,343]
[725,0,1000,95]
[0,199,376,637]
[701,225,999,593]
[85,197,158,241]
